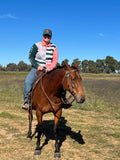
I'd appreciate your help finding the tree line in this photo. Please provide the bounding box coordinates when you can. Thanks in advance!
[0,56,120,73]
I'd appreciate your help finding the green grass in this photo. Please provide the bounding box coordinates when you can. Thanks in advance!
[0,71,28,75]
[0,111,24,120]
[81,72,120,77]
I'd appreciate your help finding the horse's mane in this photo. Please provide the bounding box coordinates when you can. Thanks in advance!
[47,66,64,74]
[49,65,79,73]
[54,65,64,70]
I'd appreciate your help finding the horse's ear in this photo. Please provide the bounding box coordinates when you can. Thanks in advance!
[75,63,79,68]
[64,62,70,70]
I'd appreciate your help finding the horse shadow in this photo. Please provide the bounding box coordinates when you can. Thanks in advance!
[31,117,85,151]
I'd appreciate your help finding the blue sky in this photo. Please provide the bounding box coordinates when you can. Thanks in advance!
[0,0,120,66]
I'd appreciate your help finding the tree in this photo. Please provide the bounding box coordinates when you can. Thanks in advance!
[81,60,89,73]
[71,58,81,70]
[96,59,105,73]
[117,61,120,73]
[6,63,17,71]
[113,59,120,73]
[105,56,116,73]
[17,61,30,71]
[88,60,97,73]
[0,65,4,71]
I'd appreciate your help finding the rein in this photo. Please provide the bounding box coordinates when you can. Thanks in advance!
[40,69,77,107]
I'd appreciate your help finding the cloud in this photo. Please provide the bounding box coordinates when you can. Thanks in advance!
[98,33,104,37]
[0,13,17,19]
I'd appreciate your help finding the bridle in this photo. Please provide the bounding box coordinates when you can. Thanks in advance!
[62,69,77,96]
[40,69,77,106]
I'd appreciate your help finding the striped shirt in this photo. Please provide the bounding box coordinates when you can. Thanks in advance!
[29,40,58,71]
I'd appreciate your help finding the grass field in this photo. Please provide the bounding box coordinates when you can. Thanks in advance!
[0,72,120,160]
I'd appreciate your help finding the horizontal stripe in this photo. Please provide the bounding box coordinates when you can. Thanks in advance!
[37,63,46,67]
[46,53,53,56]
[51,44,56,48]
[47,47,56,50]
[46,51,53,54]
[35,58,46,64]
[46,61,51,64]
[47,49,54,52]
[46,58,52,60]
[46,55,53,58]
[47,47,54,49]
[36,61,46,64]
[35,58,46,62]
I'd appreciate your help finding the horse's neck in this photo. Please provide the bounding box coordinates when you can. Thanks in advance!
[50,68,65,83]
[45,68,66,90]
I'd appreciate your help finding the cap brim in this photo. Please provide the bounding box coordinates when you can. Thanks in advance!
[43,32,52,36]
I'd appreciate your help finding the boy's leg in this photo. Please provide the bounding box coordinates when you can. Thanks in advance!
[22,67,37,110]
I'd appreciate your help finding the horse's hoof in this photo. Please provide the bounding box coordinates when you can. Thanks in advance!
[34,149,41,155]
[54,152,61,159]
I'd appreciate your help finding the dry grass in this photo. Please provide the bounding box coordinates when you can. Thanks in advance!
[0,73,120,160]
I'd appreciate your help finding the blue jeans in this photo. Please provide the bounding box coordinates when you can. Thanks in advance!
[24,67,37,103]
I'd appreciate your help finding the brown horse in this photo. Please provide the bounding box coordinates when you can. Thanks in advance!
[27,63,85,158]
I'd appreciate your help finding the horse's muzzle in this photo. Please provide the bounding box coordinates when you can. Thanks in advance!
[76,96,85,104]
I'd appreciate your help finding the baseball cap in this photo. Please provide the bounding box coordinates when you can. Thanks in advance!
[43,29,52,37]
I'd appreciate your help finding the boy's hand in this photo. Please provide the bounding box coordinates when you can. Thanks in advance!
[37,66,44,70]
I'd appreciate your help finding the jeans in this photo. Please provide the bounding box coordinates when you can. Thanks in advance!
[24,67,37,103]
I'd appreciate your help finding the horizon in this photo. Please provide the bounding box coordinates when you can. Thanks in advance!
[0,55,119,68]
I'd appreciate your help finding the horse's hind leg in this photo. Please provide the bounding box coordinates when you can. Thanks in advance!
[27,108,33,139]
[34,110,43,155]
[54,109,62,158]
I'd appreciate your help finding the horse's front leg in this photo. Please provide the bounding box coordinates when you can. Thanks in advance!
[34,110,43,155]
[54,109,62,158]
[27,109,33,139]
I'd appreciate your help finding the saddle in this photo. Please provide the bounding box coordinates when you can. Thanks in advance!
[35,70,46,78]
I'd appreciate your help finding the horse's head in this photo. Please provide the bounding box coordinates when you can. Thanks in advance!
[63,63,85,104]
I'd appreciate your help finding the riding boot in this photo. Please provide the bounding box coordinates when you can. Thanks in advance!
[21,93,31,110]
[21,104,29,110]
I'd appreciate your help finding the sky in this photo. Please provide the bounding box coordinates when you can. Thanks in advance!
[0,0,120,66]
